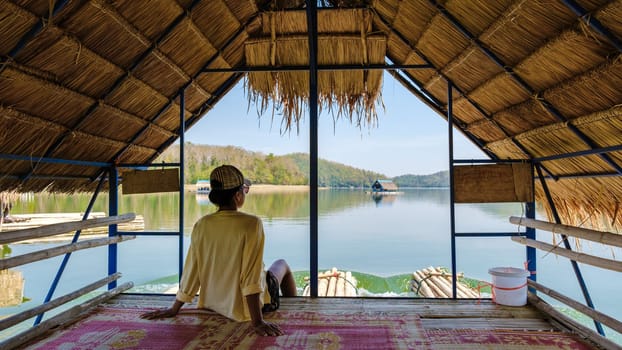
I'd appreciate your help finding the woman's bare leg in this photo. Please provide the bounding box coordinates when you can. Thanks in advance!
[268,259,297,296]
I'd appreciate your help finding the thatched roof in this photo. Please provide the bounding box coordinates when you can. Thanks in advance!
[1,0,621,231]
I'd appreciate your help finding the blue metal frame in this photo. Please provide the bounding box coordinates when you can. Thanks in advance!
[178,88,186,282]
[306,0,319,298]
[108,167,119,290]
[447,82,458,299]
[0,153,110,168]
[202,63,432,73]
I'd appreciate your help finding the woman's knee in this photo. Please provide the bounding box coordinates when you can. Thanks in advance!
[269,259,290,274]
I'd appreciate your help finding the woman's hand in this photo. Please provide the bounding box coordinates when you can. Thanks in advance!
[140,308,179,320]
[141,300,184,320]
[252,320,284,336]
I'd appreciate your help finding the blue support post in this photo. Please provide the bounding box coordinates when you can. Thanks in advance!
[179,88,186,281]
[306,0,319,298]
[108,167,119,290]
[526,164,536,285]
[447,81,457,299]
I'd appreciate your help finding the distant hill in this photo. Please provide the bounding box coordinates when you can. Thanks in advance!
[157,144,448,188]
[393,172,449,188]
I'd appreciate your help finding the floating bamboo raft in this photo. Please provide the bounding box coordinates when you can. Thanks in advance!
[303,268,357,297]
[411,267,480,298]
[1,212,144,243]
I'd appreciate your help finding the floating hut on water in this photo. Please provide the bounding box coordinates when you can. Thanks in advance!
[0,0,621,349]
[195,179,211,193]
[370,179,400,194]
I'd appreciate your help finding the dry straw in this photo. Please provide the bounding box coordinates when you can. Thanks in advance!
[244,9,385,132]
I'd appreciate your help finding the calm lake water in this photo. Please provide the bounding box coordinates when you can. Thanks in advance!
[2,188,621,342]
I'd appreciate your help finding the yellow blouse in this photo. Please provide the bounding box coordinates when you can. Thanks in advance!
[176,210,269,321]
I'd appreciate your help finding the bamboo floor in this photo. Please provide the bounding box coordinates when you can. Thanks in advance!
[91,294,603,349]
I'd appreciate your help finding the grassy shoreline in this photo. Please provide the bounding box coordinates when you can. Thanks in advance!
[186,184,311,193]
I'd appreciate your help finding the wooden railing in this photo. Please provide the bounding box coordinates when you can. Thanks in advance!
[0,213,137,349]
[510,216,622,350]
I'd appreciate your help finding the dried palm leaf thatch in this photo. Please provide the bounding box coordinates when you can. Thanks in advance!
[544,59,622,120]
[245,9,386,132]
[445,0,512,36]
[536,177,622,232]
[416,15,469,68]
[0,1,37,55]
[441,47,504,93]
[514,30,610,92]
[477,0,578,65]
[587,0,622,40]
[258,8,372,35]
[573,105,622,159]
[245,35,386,132]
[371,0,400,21]
[389,0,436,45]
[467,73,531,114]
[464,119,508,143]
[486,105,622,231]
[492,98,559,136]
[191,0,246,49]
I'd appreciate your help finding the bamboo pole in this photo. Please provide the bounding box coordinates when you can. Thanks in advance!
[511,236,622,272]
[0,213,136,244]
[456,282,478,298]
[0,282,133,350]
[412,271,435,297]
[344,271,356,297]
[326,268,338,296]
[318,270,330,296]
[327,276,338,296]
[424,270,465,279]
[336,272,346,296]
[424,268,455,298]
[528,294,622,350]
[509,216,622,248]
[430,267,466,298]
[528,279,622,334]
[0,235,136,270]
[0,273,121,330]
[416,270,447,297]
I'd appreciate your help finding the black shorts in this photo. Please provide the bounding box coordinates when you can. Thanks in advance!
[262,271,280,313]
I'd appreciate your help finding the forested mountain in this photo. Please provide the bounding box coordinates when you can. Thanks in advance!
[157,144,448,187]
[393,171,449,187]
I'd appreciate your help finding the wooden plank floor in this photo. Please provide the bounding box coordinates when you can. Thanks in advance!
[104,294,566,333]
[16,294,605,349]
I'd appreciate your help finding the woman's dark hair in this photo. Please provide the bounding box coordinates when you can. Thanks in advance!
[208,187,240,207]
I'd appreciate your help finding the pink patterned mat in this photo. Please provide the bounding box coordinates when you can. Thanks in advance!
[24,306,595,349]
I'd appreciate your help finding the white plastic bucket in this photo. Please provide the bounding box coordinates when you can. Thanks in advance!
[488,267,530,306]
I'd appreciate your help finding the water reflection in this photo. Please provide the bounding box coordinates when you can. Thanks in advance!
[0,245,25,307]
[370,193,397,206]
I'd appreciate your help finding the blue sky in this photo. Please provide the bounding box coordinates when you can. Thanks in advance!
[185,72,485,177]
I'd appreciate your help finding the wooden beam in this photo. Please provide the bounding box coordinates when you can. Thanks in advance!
[0,282,133,350]
[510,216,622,248]
[0,273,121,330]
[528,294,622,350]
[511,236,622,272]
[528,279,622,334]
[0,235,136,269]
[0,213,136,244]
